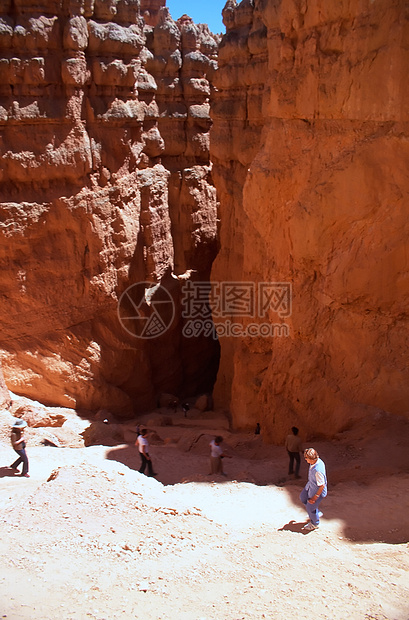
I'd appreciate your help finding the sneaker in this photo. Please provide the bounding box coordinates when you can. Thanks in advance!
[20,473,30,478]
[318,511,323,518]
[303,522,318,531]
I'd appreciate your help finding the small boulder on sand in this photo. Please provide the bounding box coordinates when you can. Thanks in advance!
[13,404,66,428]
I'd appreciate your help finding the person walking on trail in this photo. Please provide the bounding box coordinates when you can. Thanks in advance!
[208,436,232,476]
[300,448,327,531]
[10,419,30,477]
[285,426,303,478]
[136,429,157,477]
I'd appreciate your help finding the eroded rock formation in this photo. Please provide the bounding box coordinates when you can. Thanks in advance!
[211,0,409,440]
[2,0,408,439]
[0,0,220,414]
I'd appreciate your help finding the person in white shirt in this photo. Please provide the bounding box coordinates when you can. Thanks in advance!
[136,429,156,477]
[208,436,231,476]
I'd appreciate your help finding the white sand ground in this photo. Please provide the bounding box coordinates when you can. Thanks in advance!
[0,405,408,620]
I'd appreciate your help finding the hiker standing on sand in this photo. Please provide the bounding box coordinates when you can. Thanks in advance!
[136,429,157,477]
[10,419,30,477]
[208,436,232,476]
[300,448,327,531]
[285,426,303,478]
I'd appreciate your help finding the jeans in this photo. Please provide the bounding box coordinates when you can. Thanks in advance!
[288,451,300,476]
[300,487,324,526]
[139,453,154,476]
[11,448,29,475]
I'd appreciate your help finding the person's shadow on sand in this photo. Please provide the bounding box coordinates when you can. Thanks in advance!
[0,466,19,478]
[278,520,312,535]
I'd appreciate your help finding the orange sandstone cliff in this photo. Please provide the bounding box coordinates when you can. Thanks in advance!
[1,0,408,439]
[0,0,220,414]
[210,0,409,440]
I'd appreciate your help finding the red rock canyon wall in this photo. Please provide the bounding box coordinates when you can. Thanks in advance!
[211,0,409,440]
[0,0,220,414]
[1,0,408,439]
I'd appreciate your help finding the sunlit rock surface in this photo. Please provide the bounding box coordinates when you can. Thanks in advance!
[210,0,409,440]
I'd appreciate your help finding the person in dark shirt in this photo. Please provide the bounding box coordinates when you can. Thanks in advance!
[285,426,302,478]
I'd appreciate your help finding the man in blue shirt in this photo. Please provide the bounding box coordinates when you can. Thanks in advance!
[300,447,327,530]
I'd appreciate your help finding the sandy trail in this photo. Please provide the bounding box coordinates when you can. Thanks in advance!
[1,409,408,620]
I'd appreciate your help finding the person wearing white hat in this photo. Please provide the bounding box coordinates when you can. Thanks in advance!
[10,419,30,477]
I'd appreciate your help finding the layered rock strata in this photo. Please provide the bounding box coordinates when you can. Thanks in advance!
[211,0,409,440]
[0,0,219,414]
